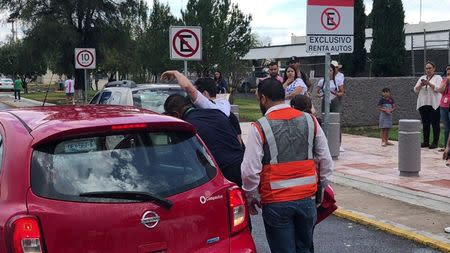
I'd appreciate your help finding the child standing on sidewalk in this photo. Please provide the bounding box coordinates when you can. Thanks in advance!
[378,88,397,147]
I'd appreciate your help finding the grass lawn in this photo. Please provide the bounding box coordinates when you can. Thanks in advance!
[342,125,446,147]
[234,97,261,122]
[22,84,98,105]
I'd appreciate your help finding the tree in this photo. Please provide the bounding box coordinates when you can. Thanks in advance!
[0,0,144,91]
[181,0,253,78]
[371,0,406,76]
[340,0,367,77]
[140,0,182,79]
[0,41,47,93]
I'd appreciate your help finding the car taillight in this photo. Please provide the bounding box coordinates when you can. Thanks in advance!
[9,216,45,253]
[227,187,249,235]
[111,123,147,130]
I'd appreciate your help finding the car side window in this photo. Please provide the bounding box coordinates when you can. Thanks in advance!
[98,92,112,104]
[0,135,3,171]
[90,93,101,104]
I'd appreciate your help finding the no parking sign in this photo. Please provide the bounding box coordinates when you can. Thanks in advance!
[306,0,354,53]
[170,26,202,61]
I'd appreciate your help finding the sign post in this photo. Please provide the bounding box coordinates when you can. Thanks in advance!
[170,26,202,78]
[75,48,96,104]
[306,0,354,136]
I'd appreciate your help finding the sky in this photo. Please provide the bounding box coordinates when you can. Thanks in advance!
[1,0,450,45]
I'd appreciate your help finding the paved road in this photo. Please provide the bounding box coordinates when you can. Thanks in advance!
[252,214,440,253]
[0,102,10,110]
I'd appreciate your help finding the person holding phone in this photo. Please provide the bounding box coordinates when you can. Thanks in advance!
[414,61,442,149]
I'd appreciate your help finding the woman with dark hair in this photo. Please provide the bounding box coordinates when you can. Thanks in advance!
[414,61,442,149]
[317,64,345,113]
[214,71,227,94]
[283,66,307,104]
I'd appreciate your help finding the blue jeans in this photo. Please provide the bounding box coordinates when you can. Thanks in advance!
[262,198,317,253]
[441,107,450,147]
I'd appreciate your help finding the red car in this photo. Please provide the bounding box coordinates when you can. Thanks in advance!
[0,105,255,253]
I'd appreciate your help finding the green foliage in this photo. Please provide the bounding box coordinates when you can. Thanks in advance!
[371,0,406,76]
[140,0,182,77]
[0,40,47,92]
[340,0,367,77]
[182,0,253,77]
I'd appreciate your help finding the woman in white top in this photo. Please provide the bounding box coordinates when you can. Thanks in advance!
[282,66,307,104]
[317,64,345,112]
[414,61,442,149]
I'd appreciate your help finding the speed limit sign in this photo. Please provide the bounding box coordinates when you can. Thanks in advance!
[75,48,96,69]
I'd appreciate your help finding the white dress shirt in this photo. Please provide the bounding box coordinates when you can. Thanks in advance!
[414,75,443,110]
[192,90,231,116]
[241,103,334,193]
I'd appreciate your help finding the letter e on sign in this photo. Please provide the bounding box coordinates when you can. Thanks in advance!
[75,48,96,69]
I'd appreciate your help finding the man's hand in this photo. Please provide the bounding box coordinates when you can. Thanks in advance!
[443,147,450,160]
[316,187,325,207]
[160,70,197,100]
[245,190,261,215]
[160,70,179,82]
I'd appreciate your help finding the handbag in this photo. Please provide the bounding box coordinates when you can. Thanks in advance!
[315,163,337,224]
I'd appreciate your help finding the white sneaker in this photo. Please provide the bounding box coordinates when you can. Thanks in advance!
[340,146,345,152]
[445,227,450,233]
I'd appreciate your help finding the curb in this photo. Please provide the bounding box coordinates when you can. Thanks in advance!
[334,208,450,253]
[332,172,450,214]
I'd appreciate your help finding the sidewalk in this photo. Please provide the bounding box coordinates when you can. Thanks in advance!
[240,122,450,251]
[0,93,55,107]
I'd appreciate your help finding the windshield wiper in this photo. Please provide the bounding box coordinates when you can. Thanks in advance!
[79,191,173,209]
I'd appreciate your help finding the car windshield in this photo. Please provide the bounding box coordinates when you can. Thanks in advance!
[31,131,217,202]
[132,89,186,113]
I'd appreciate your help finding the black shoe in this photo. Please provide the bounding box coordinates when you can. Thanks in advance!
[429,143,437,149]
[421,143,429,148]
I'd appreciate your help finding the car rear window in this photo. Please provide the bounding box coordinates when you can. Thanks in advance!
[31,131,217,202]
[132,89,186,113]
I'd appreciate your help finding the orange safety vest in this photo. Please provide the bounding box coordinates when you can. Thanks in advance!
[254,107,318,204]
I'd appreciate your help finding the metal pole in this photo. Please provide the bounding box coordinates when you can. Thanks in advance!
[448,31,450,65]
[84,69,88,104]
[323,53,331,136]
[411,36,415,76]
[419,0,422,23]
[184,61,188,77]
[424,29,427,66]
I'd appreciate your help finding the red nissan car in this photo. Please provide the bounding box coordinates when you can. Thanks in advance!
[0,105,255,253]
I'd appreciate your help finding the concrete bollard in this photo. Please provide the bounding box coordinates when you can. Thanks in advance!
[231,104,239,120]
[398,119,421,177]
[322,112,340,159]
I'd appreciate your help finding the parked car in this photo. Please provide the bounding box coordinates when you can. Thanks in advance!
[0,78,14,91]
[104,80,136,88]
[0,105,255,253]
[237,67,268,93]
[90,84,186,113]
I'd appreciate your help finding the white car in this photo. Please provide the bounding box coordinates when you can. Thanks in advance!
[0,78,14,91]
[89,84,186,113]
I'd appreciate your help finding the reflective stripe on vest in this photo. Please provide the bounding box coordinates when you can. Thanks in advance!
[257,117,278,164]
[270,175,317,190]
[304,113,314,160]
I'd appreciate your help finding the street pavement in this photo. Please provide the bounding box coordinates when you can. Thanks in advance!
[2,96,450,251]
[252,214,440,253]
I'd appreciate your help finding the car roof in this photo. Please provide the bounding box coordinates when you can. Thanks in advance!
[102,83,183,92]
[104,80,136,88]
[5,105,194,145]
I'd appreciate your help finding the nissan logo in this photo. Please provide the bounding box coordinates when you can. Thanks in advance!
[141,211,160,229]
